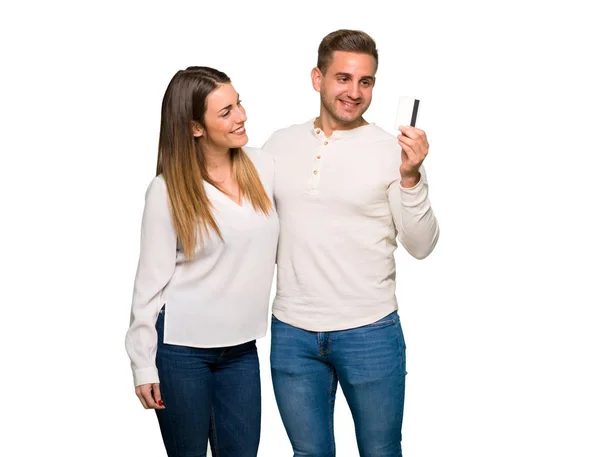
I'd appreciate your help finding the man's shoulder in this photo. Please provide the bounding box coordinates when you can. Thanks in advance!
[242,146,275,170]
[264,120,312,146]
[277,120,313,133]
[242,145,266,160]
[356,125,402,169]
[364,124,399,146]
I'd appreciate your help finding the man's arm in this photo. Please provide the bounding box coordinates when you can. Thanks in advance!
[388,126,440,259]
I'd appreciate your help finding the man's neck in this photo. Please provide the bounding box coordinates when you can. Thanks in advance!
[314,114,369,137]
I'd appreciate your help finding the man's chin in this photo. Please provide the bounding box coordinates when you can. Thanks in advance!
[322,103,365,126]
[334,113,363,125]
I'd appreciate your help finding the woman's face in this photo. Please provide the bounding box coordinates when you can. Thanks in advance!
[196,83,248,153]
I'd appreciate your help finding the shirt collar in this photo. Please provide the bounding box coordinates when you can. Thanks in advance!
[308,118,376,140]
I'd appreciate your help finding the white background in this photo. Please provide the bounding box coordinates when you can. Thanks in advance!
[1,0,599,455]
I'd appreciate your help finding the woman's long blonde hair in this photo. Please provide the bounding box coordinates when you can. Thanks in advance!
[156,66,272,259]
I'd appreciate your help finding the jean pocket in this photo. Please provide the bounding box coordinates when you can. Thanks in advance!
[363,313,396,329]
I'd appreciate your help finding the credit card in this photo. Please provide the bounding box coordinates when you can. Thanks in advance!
[395,96,420,128]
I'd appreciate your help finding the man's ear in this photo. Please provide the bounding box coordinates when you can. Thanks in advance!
[191,121,204,138]
[311,67,322,92]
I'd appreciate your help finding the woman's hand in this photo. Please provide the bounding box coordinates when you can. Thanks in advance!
[135,382,165,409]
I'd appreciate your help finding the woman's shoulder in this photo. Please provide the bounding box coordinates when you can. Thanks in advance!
[143,174,168,202]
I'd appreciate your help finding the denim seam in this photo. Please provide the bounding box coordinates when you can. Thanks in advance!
[318,332,328,357]
[328,367,335,457]
[395,319,407,376]
[210,405,219,457]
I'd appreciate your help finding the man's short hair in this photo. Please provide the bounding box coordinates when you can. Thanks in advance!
[317,29,379,74]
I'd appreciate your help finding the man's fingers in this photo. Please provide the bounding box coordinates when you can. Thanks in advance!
[398,134,415,148]
[399,135,427,163]
[398,126,425,139]
[399,139,417,161]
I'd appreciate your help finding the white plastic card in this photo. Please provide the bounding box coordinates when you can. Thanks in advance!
[395,96,420,129]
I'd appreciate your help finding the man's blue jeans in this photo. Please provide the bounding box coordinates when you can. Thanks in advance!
[270,311,407,457]
[154,308,261,457]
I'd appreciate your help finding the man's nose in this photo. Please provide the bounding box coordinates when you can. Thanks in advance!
[347,82,361,99]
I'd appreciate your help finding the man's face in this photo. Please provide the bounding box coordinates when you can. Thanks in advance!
[313,51,376,127]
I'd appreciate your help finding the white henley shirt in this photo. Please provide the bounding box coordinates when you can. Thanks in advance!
[263,120,439,331]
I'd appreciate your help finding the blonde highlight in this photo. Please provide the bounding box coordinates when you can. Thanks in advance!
[156,67,272,259]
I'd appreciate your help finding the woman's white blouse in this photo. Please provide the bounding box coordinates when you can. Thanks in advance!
[125,147,279,387]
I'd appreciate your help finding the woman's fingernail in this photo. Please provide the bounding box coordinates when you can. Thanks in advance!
[158,400,163,406]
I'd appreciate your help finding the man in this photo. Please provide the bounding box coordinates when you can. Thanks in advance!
[263,29,440,456]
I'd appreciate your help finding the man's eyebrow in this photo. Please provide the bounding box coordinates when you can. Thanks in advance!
[334,72,375,82]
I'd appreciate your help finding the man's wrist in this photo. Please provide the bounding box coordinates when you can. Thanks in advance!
[400,172,421,189]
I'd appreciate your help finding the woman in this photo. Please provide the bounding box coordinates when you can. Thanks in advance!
[125,66,279,457]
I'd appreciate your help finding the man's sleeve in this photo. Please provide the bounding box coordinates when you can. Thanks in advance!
[387,165,440,259]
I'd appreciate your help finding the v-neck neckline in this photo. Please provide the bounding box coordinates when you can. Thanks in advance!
[205,182,245,208]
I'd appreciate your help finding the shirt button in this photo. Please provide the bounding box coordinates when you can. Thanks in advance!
[316,129,321,134]
[324,141,328,145]
[316,155,321,159]
[313,170,318,175]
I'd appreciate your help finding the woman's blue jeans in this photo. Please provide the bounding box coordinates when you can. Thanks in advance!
[271,311,407,457]
[154,308,261,457]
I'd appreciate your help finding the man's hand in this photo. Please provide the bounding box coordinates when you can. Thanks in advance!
[397,126,429,188]
[135,382,165,410]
